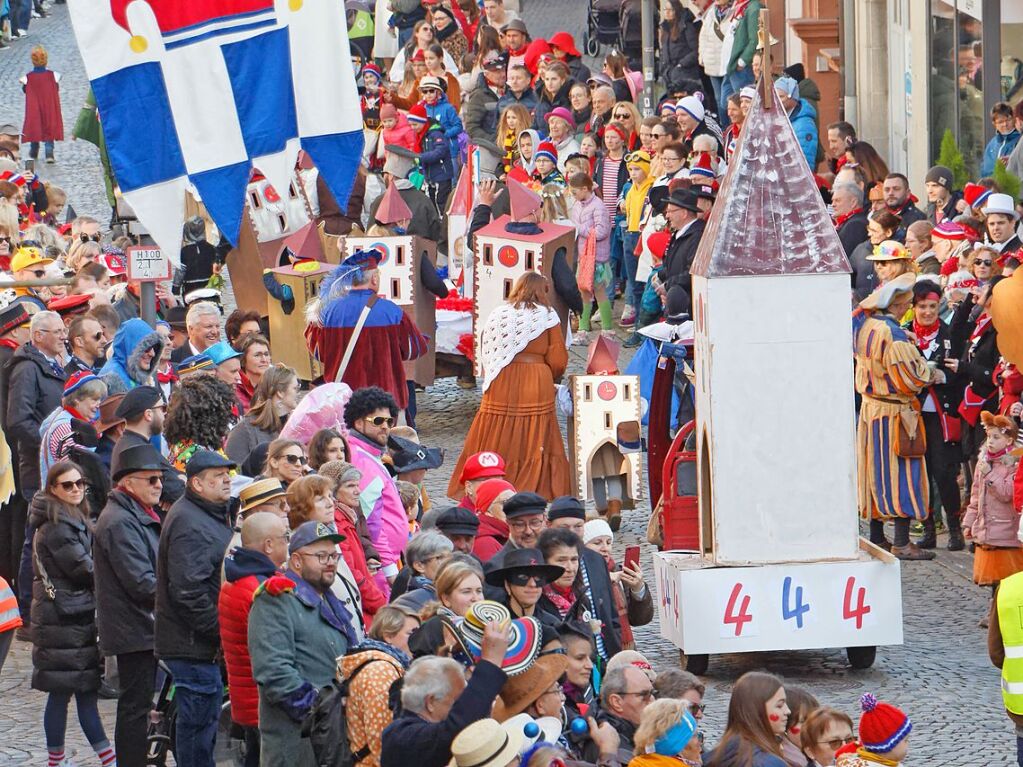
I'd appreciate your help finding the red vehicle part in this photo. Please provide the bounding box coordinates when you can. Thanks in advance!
[660,420,699,551]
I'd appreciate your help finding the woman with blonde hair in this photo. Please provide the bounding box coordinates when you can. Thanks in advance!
[431,559,484,617]
[631,698,701,767]
[225,364,299,463]
[497,104,532,178]
[448,272,571,499]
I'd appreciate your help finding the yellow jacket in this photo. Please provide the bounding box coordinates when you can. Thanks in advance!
[625,176,653,232]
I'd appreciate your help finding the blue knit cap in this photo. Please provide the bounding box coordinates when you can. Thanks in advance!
[653,710,697,756]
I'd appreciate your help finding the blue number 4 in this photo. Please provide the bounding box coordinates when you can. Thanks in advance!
[782,576,809,629]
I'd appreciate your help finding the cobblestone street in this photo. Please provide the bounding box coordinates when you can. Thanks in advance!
[0,2,1012,766]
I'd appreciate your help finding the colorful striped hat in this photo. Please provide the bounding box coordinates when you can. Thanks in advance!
[64,371,101,398]
[534,140,558,165]
[458,601,541,676]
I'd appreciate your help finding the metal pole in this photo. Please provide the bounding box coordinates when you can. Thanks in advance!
[640,0,655,117]
[759,9,772,108]
[138,232,158,327]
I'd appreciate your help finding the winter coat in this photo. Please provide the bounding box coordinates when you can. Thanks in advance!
[582,711,637,764]
[39,406,92,482]
[981,129,1021,177]
[472,514,508,561]
[425,95,463,146]
[659,13,701,94]
[370,181,443,244]
[594,154,630,205]
[380,660,506,767]
[220,546,278,728]
[788,98,818,171]
[155,489,233,662]
[418,122,455,184]
[911,319,963,417]
[6,342,66,498]
[335,502,388,626]
[225,415,279,465]
[837,209,870,260]
[706,736,787,767]
[726,0,763,75]
[698,4,728,78]
[963,456,1020,548]
[464,74,502,148]
[93,488,161,657]
[849,239,879,301]
[497,87,539,118]
[29,498,101,693]
[662,219,707,305]
[382,112,417,153]
[339,647,408,767]
[951,300,1000,405]
[99,318,165,394]
[570,191,612,264]
[248,571,356,767]
[532,78,576,132]
[927,192,962,225]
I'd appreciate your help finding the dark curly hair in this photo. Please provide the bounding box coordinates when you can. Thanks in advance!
[344,386,398,428]
[164,372,237,448]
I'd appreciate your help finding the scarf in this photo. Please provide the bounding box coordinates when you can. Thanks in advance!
[855,748,900,766]
[543,582,577,618]
[835,207,864,228]
[433,8,457,41]
[969,312,993,344]
[157,363,178,386]
[479,304,561,392]
[355,637,412,669]
[912,319,939,352]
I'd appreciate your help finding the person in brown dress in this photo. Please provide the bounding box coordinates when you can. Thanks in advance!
[448,272,571,500]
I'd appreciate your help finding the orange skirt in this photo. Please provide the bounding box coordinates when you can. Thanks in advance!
[973,545,1023,586]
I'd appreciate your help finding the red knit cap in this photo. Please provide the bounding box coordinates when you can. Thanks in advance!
[858,693,911,754]
[407,103,429,124]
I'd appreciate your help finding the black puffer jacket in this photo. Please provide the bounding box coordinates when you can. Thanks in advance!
[29,495,101,693]
[532,78,576,131]
[659,13,702,94]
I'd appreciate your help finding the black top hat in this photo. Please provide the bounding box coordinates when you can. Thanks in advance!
[112,443,165,482]
[484,547,565,587]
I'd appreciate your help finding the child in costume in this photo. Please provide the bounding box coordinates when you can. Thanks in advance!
[835,694,913,767]
[963,412,1023,602]
[21,45,62,164]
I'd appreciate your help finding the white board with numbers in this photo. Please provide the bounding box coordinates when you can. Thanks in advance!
[653,544,903,655]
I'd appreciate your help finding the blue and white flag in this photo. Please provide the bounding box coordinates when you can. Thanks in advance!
[68,0,364,260]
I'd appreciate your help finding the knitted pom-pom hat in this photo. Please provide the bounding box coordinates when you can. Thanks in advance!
[858,693,911,754]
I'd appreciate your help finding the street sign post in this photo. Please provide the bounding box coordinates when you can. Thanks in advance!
[126,245,171,327]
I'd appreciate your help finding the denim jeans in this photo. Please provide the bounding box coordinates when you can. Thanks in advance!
[28,141,54,159]
[725,66,755,104]
[621,231,642,310]
[165,659,222,767]
[709,76,727,127]
[11,0,30,33]
[609,217,625,294]
[43,691,108,749]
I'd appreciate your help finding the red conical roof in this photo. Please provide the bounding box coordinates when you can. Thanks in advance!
[690,83,850,278]
[376,179,414,225]
[508,178,542,221]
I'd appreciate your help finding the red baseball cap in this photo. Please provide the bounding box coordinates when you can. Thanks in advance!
[460,451,506,483]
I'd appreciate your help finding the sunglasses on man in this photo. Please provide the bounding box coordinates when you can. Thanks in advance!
[80,233,101,243]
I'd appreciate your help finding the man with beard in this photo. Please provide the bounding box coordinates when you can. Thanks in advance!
[248,521,357,767]
[64,315,107,376]
[110,385,185,506]
[882,173,925,240]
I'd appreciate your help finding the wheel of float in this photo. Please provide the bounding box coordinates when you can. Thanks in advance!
[679,650,709,675]
[846,645,877,669]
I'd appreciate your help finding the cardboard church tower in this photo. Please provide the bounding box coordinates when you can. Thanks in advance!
[690,78,858,566]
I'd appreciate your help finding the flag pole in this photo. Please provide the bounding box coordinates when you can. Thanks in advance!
[759,8,772,109]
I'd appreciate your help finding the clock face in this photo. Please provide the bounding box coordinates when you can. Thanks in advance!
[597,381,618,401]
[498,245,519,268]
[371,242,390,265]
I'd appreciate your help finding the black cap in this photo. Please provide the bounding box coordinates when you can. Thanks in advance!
[185,449,236,478]
[435,506,481,536]
[112,443,165,481]
[165,304,187,331]
[665,286,691,325]
[389,434,445,474]
[503,491,547,519]
[665,188,700,213]
[484,547,565,586]
[114,385,163,422]
[547,496,585,521]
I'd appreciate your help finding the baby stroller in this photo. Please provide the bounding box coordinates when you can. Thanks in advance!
[618,0,648,68]
[583,0,623,57]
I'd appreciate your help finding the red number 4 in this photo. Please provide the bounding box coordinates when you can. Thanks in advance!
[724,583,753,636]
[843,576,870,629]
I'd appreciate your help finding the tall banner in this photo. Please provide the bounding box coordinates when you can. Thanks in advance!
[68,0,364,261]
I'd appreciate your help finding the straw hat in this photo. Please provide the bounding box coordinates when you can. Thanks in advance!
[458,601,541,676]
[452,719,523,767]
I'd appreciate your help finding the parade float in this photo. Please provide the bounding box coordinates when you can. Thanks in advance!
[653,26,903,673]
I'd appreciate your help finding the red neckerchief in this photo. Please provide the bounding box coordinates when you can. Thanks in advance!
[970,313,993,343]
[986,445,1011,463]
[65,405,87,421]
[835,207,863,227]
[156,363,178,385]
[730,0,752,19]
[0,338,19,350]
[912,319,940,352]
[508,43,528,57]
[119,486,161,523]
[889,194,919,216]
[542,582,576,617]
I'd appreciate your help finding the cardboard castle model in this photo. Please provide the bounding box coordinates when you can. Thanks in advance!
[653,73,902,672]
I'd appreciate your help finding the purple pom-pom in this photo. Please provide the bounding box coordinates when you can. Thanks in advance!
[860,693,878,712]
[570,717,589,736]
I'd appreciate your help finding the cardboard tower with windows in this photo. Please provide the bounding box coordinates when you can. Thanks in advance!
[653,45,903,674]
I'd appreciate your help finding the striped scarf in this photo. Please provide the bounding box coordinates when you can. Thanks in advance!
[579,556,608,660]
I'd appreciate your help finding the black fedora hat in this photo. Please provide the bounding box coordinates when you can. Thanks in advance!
[389,434,444,474]
[112,443,165,482]
[484,547,565,587]
[665,188,700,213]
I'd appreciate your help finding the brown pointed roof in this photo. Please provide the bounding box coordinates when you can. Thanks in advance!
[690,83,851,277]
